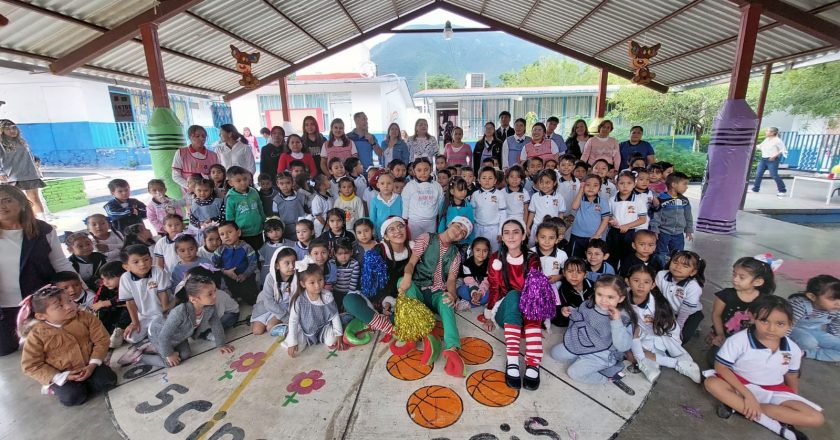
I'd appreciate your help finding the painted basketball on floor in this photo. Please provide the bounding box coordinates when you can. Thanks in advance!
[431,320,444,339]
[465,369,519,407]
[387,350,433,381]
[459,337,493,365]
[405,385,463,429]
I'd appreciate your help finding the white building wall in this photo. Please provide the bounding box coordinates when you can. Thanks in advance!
[0,67,115,123]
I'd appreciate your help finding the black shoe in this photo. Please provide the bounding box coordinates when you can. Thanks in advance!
[610,372,635,395]
[522,366,540,390]
[780,424,809,440]
[716,403,734,419]
[505,364,521,389]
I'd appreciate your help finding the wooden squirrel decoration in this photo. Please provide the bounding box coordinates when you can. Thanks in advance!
[628,41,661,85]
[230,45,261,89]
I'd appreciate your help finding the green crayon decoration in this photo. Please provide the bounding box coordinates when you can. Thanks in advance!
[147,107,184,199]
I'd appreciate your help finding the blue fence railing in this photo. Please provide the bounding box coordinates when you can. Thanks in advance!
[90,122,220,149]
[780,131,840,172]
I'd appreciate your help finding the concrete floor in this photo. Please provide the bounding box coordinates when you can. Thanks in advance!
[3,174,839,439]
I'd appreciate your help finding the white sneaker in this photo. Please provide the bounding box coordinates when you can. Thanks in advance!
[455,299,471,312]
[676,359,701,383]
[777,192,786,198]
[638,358,661,383]
[109,328,124,349]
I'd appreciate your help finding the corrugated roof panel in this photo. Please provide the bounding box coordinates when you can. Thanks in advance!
[445,0,485,12]
[780,0,834,11]
[655,42,737,84]
[754,26,829,60]
[482,0,530,26]
[157,15,240,70]
[562,0,675,54]
[90,42,148,76]
[158,52,238,92]
[28,0,151,28]
[816,6,840,26]
[395,0,433,15]
[342,0,397,32]
[270,0,358,48]
[0,4,100,57]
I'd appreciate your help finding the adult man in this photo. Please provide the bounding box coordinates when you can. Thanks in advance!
[347,112,383,169]
[546,116,568,156]
[398,217,472,377]
[495,111,515,144]
[260,126,285,180]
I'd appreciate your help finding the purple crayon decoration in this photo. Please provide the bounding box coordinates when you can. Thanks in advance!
[697,99,758,234]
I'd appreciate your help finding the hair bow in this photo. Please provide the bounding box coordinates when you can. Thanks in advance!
[295,255,316,273]
[198,263,220,272]
[754,252,784,272]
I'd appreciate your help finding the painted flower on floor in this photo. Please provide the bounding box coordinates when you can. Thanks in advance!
[230,352,266,373]
[283,370,326,407]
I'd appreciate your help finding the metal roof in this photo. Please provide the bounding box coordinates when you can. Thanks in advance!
[0,0,836,100]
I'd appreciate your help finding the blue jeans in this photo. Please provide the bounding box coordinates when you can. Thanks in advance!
[457,284,488,307]
[789,327,840,362]
[752,157,786,193]
[654,232,684,267]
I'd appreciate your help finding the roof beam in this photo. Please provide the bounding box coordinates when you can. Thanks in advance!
[336,0,363,34]
[261,0,327,50]
[729,0,840,47]
[224,1,443,101]
[556,0,609,43]
[184,11,291,65]
[519,0,542,29]
[438,1,668,93]
[592,0,704,57]
[49,0,204,75]
[652,1,840,68]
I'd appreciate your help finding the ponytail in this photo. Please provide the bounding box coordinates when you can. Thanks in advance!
[175,274,215,304]
[17,285,66,338]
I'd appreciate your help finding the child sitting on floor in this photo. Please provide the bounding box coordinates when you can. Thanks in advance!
[253,247,298,336]
[282,259,345,357]
[52,271,94,310]
[92,261,130,348]
[457,237,491,308]
[170,234,212,286]
[19,285,117,406]
[788,274,840,363]
[85,214,124,261]
[213,221,259,305]
[65,231,106,291]
[118,245,171,346]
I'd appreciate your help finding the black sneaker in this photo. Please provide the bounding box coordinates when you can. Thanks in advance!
[505,364,521,389]
[610,372,635,395]
[522,366,540,391]
[716,403,734,419]
[780,424,809,440]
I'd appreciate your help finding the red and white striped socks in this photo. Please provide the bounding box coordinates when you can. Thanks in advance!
[368,313,393,335]
[504,324,521,376]
[524,323,543,372]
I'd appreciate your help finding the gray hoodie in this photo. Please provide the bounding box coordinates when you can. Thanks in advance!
[149,302,225,357]
[253,245,296,320]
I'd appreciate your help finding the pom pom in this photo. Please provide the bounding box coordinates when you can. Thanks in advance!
[360,249,388,298]
[519,268,557,321]
[393,293,435,342]
[492,259,503,271]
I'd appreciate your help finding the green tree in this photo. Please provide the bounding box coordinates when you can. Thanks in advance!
[766,61,840,127]
[417,73,460,90]
[499,57,628,87]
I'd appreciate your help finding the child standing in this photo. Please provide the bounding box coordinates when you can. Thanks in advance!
[647,163,667,195]
[344,157,368,201]
[656,250,706,344]
[704,296,824,440]
[333,177,365,230]
[253,247,298,335]
[213,221,259,305]
[402,158,443,237]
[567,174,610,258]
[170,234,211,286]
[789,274,840,362]
[146,179,183,235]
[481,219,544,390]
[153,214,185,272]
[294,219,315,261]
[591,159,616,201]
[550,275,637,393]
[617,230,661,278]
[607,171,648,266]
[86,214,124,261]
[209,164,228,198]
[633,167,657,224]
[444,127,472,167]
[19,286,117,406]
[472,166,507,252]
[556,155,580,213]
[439,177,475,246]
[527,170,565,247]
[118,245,171,345]
[282,261,345,357]
[103,178,146,234]
[272,173,306,240]
[66,231,107,291]
[457,237,491,308]
[531,223,568,289]
[585,239,615,282]
[189,179,225,234]
[552,257,593,327]
[277,134,317,177]
[257,173,279,216]
[504,166,530,225]
[369,173,402,239]
[708,257,776,365]
[320,118,358,176]
[224,166,266,251]
[626,265,701,384]
[333,238,361,308]
[259,218,288,285]
[650,172,693,267]
[138,274,234,367]
[311,175,333,237]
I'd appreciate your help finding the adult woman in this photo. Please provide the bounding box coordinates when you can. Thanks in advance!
[581,120,621,168]
[0,185,75,355]
[519,122,560,164]
[342,217,411,339]
[260,126,286,179]
[618,125,656,170]
[752,127,788,196]
[473,122,503,173]
[382,123,410,166]
[406,119,439,162]
[565,119,590,159]
[302,116,326,175]
[0,120,46,219]
[242,127,260,160]
[171,125,220,192]
[217,124,256,175]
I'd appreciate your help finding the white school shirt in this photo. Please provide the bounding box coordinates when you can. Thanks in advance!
[599,180,617,201]
[217,141,256,175]
[119,266,170,320]
[401,178,442,222]
[529,191,566,226]
[557,176,580,215]
[715,328,802,385]
[471,187,507,226]
[503,188,530,223]
[153,235,179,273]
[609,192,648,229]
[311,193,334,236]
[655,270,703,326]
[634,189,655,229]
[530,246,568,279]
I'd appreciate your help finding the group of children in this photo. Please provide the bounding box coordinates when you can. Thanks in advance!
[15,119,839,440]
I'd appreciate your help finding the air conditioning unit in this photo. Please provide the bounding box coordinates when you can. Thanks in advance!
[465,73,485,89]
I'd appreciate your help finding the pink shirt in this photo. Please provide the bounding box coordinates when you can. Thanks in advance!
[581,136,621,167]
[323,138,358,166]
[522,139,558,162]
[444,143,472,166]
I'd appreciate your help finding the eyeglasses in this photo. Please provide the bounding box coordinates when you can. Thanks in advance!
[385,223,406,233]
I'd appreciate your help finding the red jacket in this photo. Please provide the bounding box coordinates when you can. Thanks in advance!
[277,152,317,177]
[486,251,540,310]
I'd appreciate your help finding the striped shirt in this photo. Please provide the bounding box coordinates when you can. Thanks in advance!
[334,259,360,294]
[791,295,840,336]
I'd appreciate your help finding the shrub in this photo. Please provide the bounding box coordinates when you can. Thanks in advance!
[654,146,707,181]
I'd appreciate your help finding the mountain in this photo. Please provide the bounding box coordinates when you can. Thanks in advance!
[370,27,563,93]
